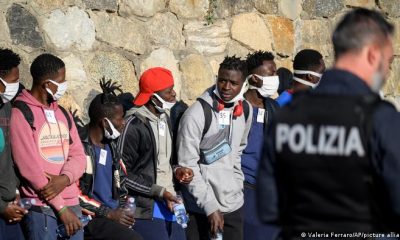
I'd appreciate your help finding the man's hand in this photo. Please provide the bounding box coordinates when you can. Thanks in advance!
[208,210,224,238]
[107,208,135,227]
[39,173,69,201]
[162,191,180,212]
[58,207,82,237]
[174,167,194,184]
[1,203,27,223]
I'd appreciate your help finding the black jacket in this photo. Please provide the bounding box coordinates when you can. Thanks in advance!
[78,125,127,217]
[0,102,17,214]
[118,111,177,219]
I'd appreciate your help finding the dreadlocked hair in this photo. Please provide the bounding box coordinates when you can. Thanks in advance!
[0,48,21,78]
[246,51,275,73]
[219,55,248,79]
[88,77,123,122]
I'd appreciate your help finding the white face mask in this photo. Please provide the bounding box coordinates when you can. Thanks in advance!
[247,74,279,97]
[213,78,248,103]
[0,77,19,103]
[104,118,121,140]
[152,93,176,113]
[46,80,68,101]
[293,70,322,89]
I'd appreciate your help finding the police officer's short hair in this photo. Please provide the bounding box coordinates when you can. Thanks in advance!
[332,8,394,59]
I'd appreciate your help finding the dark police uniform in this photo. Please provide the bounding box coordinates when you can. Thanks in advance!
[257,69,400,239]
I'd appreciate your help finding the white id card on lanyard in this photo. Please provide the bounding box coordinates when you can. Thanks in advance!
[99,149,107,166]
[218,110,231,126]
[44,109,57,124]
[257,108,265,123]
[159,121,166,136]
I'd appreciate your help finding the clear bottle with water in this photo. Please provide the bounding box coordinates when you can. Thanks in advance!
[56,215,92,238]
[173,195,188,229]
[124,197,136,229]
[210,231,223,240]
[18,198,36,210]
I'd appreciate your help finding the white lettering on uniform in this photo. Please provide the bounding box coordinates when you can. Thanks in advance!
[289,124,306,153]
[276,124,289,152]
[275,124,365,157]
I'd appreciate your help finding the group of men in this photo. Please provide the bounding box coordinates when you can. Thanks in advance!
[1,7,400,240]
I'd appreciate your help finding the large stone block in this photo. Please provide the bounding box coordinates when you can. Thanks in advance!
[279,0,302,20]
[63,54,88,98]
[226,40,251,59]
[383,58,400,96]
[146,13,185,51]
[83,0,118,12]
[0,7,10,43]
[295,19,333,58]
[214,0,254,18]
[43,7,95,51]
[184,20,230,55]
[30,0,82,12]
[6,4,44,48]
[392,19,400,56]
[254,0,278,14]
[86,51,138,96]
[378,0,400,18]
[302,0,344,18]
[90,12,148,54]
[169,0,208,19]
[265,15,294,56]
[119,0,165,17]
[344,0,375,8]
[180,54,215,102]
[140,47,182,98]
[231,13,273,51]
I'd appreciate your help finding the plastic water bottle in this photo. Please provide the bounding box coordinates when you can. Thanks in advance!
[56,215,92,238]
[173,195,188,228]
[210,230,223,240]
[124,197,136,229]
[18,198,36,210]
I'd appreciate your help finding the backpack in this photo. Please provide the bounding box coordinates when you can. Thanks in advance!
[13,100,73,144]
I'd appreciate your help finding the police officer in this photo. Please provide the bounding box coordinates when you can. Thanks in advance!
[257,8,400,239]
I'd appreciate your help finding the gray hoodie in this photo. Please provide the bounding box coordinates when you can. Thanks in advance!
[177,87,252,216]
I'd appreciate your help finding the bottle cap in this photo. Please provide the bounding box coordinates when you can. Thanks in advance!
[128,197,135,203]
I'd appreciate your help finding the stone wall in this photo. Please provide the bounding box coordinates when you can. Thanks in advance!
[0,0,399,120]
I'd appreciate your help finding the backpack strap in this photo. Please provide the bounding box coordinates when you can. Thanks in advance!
[13,100,35,130]
[242,100,250,123]
[197,98,212,140]
[59,106,72,131]
[263,97,279,125]
[58,106,73,144]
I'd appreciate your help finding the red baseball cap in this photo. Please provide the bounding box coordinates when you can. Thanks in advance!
[134,67,174,106]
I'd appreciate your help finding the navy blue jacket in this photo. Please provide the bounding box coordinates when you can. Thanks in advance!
[257,69,400,223]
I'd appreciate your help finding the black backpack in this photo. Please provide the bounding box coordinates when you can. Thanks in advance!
[13,100,73,144]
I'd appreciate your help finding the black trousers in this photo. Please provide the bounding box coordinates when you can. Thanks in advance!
[186,208,243,240]
[84,218,143,240]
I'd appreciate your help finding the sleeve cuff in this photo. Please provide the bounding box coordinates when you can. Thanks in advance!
[203,201,220,217]
[49,196,66,211]
[150,184,165,199]
[0,200,7,215]
[60,171,73,185]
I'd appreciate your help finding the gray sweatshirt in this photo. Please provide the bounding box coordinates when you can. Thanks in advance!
[177,88,252,216]
[135,106,175,196]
